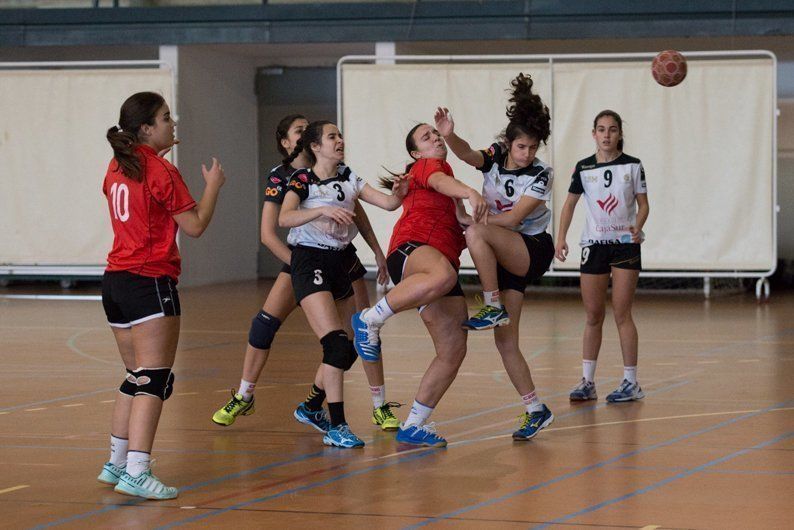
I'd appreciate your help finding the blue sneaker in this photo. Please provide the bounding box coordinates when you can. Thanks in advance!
[294,403,332,433]
[114,469,178,500]
[462,305,510,330]
[512,405,554,440]
[569,378,597,401]
[352,309,382,362]
[97,462,125,485]
[396,423,447,447]
[323,423,365,448]
[606,379,645,403]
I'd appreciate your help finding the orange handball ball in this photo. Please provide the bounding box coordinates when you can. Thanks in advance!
[652,50,687,87]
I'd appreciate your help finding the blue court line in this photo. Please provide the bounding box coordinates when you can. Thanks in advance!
[609,464,794,477]
[28,451,326,530]
[31,379,690,529]
[532,430,794,529]
[403,399,793,529]
[0,387,118,413]
[155,449,440,529]
[149,379,693,529]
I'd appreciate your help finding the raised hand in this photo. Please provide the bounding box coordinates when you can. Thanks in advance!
[201,157,226,189]
[391,173,411,200]
[434,107,454,137]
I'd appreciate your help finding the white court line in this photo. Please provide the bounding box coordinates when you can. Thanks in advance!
[61,403,84,408]
[1,295,100,301]
[24,408,46,412]
[0,485,30,495]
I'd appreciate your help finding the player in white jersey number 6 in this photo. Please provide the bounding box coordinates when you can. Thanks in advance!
[555,110,650,403]
[279,120,409,448]
[435,73,555,440]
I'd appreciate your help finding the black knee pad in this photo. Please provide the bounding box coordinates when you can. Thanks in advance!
[248,310,282,350]
[342,340,358,371]
[129,367,175,401]
[119,369,137,397]
[321,330,353,370]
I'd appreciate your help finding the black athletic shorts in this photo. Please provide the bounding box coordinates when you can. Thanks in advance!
[497,232,555,293]
[290,245,354,304]
[281,243,366,282]
[580,243,642,275]
[101,271,180,328]
[386,241,464,297]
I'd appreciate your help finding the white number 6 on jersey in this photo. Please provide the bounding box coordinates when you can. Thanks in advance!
[313,269,323,285]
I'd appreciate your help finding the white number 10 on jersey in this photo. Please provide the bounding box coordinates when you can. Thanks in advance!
[109,182,130,222]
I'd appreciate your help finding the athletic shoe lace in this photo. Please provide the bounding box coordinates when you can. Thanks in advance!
[417,422,440,437]
[574,378,591,392]
[223,391,243,413]
[472,305,497,320]
[379,402,402,419]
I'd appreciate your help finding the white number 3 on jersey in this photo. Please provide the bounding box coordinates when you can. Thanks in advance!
[313,269,323,285]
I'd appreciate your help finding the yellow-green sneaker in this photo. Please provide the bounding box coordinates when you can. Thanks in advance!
[372,402,402,431]
[212,391,255,426]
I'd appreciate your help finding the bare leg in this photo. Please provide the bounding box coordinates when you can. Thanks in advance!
[465,224,529,293]
[611,267,640,367]
[127,316,180,454]
[383,246,459,312]
[580,273,610,362]
[493,289,536,395]
[414,296,468,407]
[110,327,136,439]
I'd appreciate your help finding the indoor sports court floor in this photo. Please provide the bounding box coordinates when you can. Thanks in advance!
[1,280,792,529]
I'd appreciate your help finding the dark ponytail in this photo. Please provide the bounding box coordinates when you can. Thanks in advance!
[593,109,624,151]
[502,73,550,146]
[282,120,331,168]
[380,122,424,190]
[107,91,165,181]
[275,114,307,158]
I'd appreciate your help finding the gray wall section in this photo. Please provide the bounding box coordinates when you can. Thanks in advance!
[255,67,337,278]
[175,46,259,287]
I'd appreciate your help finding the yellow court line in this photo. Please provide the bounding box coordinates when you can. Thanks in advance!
[738,359,761,363]
[175,392,198,396]
[697,360,720,364]
[62,403,84,408]
[0,412,9,416]
[100,400,115,404]
[24,408,46,412]
[655,362,678,366]
[0,485,29,495]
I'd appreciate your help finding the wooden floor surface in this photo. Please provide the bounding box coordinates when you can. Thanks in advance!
[1,280,792,529]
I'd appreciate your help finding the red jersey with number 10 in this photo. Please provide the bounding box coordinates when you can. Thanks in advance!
[388,157,465,268]
[103,145,196,280]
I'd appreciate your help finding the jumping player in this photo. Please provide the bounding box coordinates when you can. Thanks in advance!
[98,92,225,499]
[435,73,555,439]
[279,120,408,447]
[555,110,650,403]
[352,122,488,447]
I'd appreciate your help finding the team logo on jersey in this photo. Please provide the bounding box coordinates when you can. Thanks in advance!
[297,173,309,183]
[596,193,619,215]
[624,174,631,182]
[487,145,496,157]
[585,175,598,183]
[265,187,280,197]
[494,199,514,212]
[269,176,282,184]
[291,181,305,190]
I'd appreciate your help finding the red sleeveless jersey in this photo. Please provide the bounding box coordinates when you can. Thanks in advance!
[388,158,465,268]
[103,145,196,280]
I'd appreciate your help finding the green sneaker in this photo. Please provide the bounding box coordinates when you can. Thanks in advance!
[97,462,125,485]
[372,402,402,431]
[212,391,255,426]
[114,469,178,500]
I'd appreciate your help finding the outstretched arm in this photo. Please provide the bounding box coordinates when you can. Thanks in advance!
[434,107,485,168]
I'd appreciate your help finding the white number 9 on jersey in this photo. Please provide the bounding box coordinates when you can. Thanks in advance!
[581,247,590,265]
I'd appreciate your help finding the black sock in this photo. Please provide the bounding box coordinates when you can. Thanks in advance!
[327,401,346,427]
[304,384,326,411]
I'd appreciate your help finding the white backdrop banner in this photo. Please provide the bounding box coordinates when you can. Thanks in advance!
[0,67,173,266]
[340,54,775,273]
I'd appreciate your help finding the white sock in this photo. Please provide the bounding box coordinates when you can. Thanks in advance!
[238,379,256,402]
[364,298,394,327]
[109,435,128,467]
[624,366,637,384]
[484,290,502,309]
[126,450,150,478]
[583,359,597,383]
[404,400,434,428]
[370,385,386,409]
[521,391,544,413]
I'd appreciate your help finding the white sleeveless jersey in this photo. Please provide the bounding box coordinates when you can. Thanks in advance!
[569,153,647,246]
[285,164,365,250]
[477,143,553,236]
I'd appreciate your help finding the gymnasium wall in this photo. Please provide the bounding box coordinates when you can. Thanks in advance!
[340,55,776,273]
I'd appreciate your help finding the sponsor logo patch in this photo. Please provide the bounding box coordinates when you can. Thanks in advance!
[596,193,619,215]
